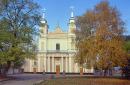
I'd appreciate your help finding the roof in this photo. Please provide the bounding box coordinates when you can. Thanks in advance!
[49,25,67,34]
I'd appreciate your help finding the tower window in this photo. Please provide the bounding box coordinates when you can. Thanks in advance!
[34,61,37,66]
[56,43,60,50]
[41,42,44,51]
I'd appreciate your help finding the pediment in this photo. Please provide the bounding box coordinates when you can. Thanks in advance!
[53,26,64,33]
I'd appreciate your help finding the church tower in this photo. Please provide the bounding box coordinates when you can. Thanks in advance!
[39,9,48,52]
[40,9,48,35]
[68,7,76,33]
[68,7,76,53]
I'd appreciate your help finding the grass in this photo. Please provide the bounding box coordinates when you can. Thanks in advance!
[37,77,130,85]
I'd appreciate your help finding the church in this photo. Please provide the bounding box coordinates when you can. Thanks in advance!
[23,9,94,74]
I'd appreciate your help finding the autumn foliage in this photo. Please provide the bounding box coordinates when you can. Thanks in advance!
[75,1,128,76]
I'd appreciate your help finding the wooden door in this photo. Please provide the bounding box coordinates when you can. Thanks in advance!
[80,67,83,75]
[33,68,37,73]
[56,65,60,75]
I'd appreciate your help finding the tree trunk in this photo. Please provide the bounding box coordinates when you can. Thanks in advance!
[13,67,14,74]
[109,69,113,76]
[104,69,107,76]
[100,70,103,76]
[0,65,1,74]
[2,61,11,76]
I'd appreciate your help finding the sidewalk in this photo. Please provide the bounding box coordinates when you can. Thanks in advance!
[0,77,12,82]
[0,74,48,85]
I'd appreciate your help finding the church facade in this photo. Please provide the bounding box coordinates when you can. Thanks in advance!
[23,11,94,74]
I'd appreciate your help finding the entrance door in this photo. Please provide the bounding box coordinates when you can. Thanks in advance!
[56,65,60,75]
[33,68,37,73]
[80,67,83,75]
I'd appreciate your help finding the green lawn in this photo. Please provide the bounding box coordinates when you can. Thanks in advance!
[37,77,130,85]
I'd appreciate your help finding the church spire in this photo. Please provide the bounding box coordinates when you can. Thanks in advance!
[68,6,76,33]
[42,8,46,19]
[41,8,47,24]
[40,8,48,34]
[70,6,74,18]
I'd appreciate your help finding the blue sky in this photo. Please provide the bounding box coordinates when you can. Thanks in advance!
[35,0,130,35]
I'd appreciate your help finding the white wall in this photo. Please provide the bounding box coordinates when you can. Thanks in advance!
[47,38,68,51]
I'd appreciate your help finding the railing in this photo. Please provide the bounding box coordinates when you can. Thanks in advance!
[46,50,76,53]
[38,50,76,53]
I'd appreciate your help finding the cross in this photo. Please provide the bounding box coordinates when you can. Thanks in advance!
[70,6,74,17]
[42,8,46,13]
[70,6,74,11]
[42,8,46,19]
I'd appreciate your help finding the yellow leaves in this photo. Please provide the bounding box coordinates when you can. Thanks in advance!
[75,1,127,69]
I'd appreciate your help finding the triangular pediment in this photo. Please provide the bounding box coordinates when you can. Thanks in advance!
[53,26,64,33]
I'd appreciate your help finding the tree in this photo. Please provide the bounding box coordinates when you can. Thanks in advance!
[0,0,41,75]
[124,40,130,52]
[123,37,130,78]
[75,1,128,76]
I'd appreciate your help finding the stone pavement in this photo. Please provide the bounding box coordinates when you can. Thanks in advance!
[0,74,49,85]
[0,73,95,85]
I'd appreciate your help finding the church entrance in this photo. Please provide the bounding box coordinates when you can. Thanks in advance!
[55,57,61,75]
[56,65,60,75]
[33,68,37,73]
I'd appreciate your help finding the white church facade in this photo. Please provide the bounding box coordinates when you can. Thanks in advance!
[23,10,94,74]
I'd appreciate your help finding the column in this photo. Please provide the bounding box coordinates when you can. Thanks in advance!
[65,57,68,72]
[41,56,44,72]
[75,63,78,73]
[61,57,64,72]
[44,56,46,72]
[38,56,40,72]
[29,59,32,72]
[52,56,54,72]
[69,57,71,72]
[91,66,94,73]
[71,57,73,72]
[48,56,50,72]
[46,56,48,72]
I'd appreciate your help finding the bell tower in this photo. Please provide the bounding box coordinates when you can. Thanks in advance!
[40,8,48,35]
[68,6,76,52]
[39,8,48,52]
[68,6,76,33]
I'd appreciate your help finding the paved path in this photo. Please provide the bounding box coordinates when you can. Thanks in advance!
[0,74,49,85]
[0,73,95,85]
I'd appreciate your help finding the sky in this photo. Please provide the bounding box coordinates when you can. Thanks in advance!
[35,0,130,35]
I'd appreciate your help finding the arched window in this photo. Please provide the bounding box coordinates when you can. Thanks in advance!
[71,38,75,50]
[34,61,37,66]
[56,43,60,50]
